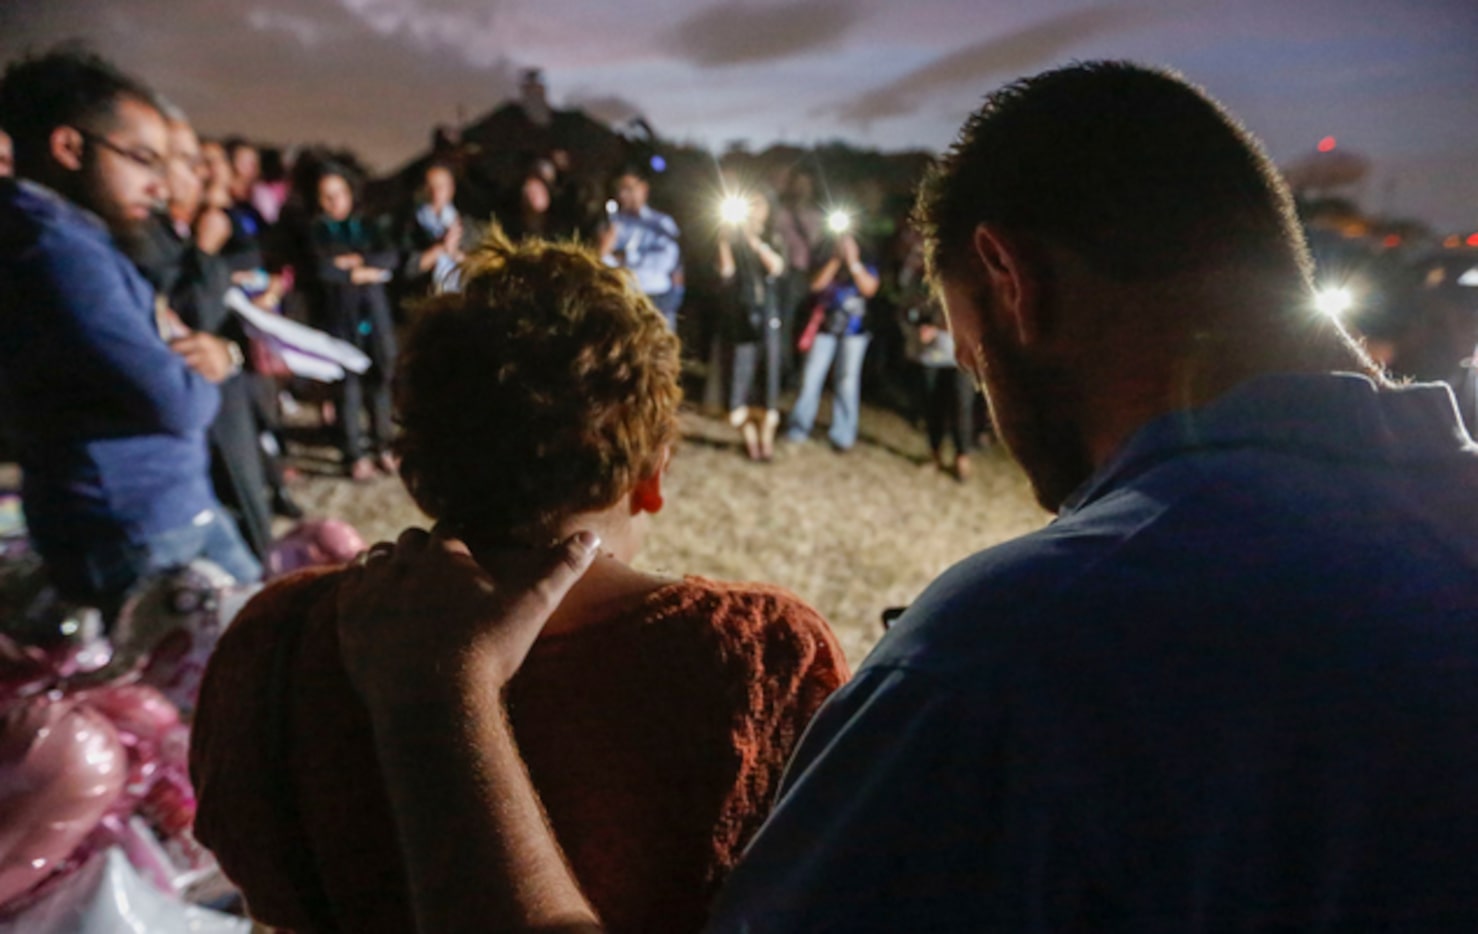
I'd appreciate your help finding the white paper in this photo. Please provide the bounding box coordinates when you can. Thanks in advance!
[224,289,371,375]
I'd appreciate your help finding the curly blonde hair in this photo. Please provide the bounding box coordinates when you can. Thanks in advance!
[392,227,682,543]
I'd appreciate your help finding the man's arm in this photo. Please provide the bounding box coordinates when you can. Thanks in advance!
[43,238,220,435]
[336,529,605,933]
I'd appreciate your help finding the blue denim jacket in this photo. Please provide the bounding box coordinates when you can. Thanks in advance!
[0,179,219,552]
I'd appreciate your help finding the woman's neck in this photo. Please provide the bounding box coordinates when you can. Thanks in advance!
[460,513,673,639]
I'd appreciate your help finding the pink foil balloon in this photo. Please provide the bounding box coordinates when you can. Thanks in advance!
[266,518,367,578]
[0,699,125,906]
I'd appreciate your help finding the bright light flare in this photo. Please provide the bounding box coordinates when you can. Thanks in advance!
[719,195,751,226]
[827,210,853,234]
[1314,286,1354,318]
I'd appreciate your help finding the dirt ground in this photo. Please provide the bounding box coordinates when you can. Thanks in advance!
[290,396,1050,669]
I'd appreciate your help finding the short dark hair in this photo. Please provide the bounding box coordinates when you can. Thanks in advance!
[615,164,649,184]
[0,44,159,173]
[393,226,681,543]
[314,161,360,200]
[915,61,1308,284]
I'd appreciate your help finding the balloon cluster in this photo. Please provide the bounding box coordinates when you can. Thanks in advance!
[0,556,252,920]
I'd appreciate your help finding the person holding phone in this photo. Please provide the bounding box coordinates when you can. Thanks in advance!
[786,222,880,452]
[716,188,786,460]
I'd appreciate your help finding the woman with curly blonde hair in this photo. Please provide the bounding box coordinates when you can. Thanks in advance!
[189,228,848,934]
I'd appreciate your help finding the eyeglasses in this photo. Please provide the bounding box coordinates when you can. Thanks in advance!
[76,128,167,179]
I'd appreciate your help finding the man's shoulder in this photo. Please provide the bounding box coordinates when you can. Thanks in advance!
[639,205,679,234]
[868,498,1143,673]
[872,424,1478,683]
[1,179,117,267]
[0,179,49,257]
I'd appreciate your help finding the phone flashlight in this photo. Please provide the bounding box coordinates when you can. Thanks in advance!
[720,195,751,226]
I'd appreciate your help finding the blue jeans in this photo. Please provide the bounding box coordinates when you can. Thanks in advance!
[41,506,263,620]
[787,332,871,450]
[730,319,783,412]
[650,288,684,332]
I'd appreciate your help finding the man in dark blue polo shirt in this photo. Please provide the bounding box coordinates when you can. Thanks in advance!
[705,63,1478,931]
[325,63,1478,932]
[0,48,260,615]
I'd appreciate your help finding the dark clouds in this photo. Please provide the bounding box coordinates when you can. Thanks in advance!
[667,0,868,67]
[2,0,1474,230]
[0,0,521,171]
[827,4,1163,123]
[563,92,647,127]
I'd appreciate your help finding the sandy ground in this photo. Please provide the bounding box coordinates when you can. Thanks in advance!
[289,397,1050,669]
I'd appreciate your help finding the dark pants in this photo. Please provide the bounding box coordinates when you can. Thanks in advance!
[730,321,783,411]
[322,283,397,462]
[921,365,977,458]
[777,269,811,388]
[208,375,273,561]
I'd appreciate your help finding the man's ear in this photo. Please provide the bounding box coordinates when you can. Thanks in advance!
[630,445,672,516]
[971,224,1045,347]
[50,126,86,172]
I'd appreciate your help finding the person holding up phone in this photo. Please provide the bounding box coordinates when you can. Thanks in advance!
[786,217,880,452]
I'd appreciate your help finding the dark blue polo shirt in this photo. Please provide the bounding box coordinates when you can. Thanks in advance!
[711,373,1478,932]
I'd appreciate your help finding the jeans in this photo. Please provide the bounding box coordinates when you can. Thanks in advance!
[650,288,685,332]
[787,332,871,450]
[729,319,783,411]
[40,507,263,621]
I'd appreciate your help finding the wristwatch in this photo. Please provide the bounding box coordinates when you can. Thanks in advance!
[225,340,246,378]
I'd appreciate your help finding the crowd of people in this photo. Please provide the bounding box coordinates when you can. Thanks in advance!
[3,40,1478,934]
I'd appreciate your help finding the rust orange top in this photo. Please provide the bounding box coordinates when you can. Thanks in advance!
[190,567,848,933]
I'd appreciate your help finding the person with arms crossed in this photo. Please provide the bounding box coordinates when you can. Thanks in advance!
[0,47,260,618]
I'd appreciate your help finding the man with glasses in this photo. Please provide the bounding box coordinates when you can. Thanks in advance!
[0,47,260,619]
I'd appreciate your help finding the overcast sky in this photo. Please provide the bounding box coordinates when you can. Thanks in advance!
[2,0,1475,230]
